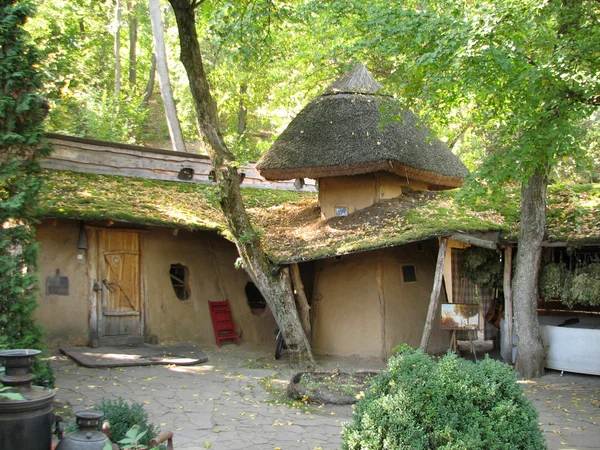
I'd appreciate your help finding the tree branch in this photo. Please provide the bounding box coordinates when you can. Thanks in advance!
[191,0,207,10]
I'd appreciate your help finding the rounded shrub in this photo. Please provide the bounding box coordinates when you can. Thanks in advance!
[342,346,545,450]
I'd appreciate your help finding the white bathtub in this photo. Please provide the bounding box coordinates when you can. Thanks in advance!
[539,315,600,376]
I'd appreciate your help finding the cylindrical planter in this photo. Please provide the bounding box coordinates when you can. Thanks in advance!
[0,349,56,450]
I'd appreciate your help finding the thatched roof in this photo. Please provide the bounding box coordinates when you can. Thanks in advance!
[257,64,468,189]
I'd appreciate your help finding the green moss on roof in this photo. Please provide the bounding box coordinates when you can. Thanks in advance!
[546,183,600,243]
[38,170,314,234]
[255,191,505,263]
[38,170,600,264]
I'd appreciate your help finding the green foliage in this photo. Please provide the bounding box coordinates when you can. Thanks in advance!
[342,346,545,450]
[96,398,159,448]
[460,247,504,289]
[0,0,52,383]
[117,425,148,450]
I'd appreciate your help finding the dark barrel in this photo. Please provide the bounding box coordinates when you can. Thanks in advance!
[0,349,56,450]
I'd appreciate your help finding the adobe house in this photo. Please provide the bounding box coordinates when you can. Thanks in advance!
[257,65,474,358]
[34,134,318,348]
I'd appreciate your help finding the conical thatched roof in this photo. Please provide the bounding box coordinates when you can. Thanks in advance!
[257,64,468,189]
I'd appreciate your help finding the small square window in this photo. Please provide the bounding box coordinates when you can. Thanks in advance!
[402,264,417,283]
[334,206,348,216]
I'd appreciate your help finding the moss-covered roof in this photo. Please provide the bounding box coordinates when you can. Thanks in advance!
[38,170,600,264]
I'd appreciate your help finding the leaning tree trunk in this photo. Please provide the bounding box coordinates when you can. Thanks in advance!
[150,0,186,152]
[167,0,314,366]
[512,172,547,378]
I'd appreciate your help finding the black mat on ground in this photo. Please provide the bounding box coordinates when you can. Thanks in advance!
[60,341,208,368]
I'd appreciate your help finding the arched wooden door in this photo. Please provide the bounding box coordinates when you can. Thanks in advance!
[96,229,144,345]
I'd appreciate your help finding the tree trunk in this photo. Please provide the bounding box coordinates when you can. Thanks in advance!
[237,83,247,135]
[167,0,314,366]
[150,0,186,152]
[128,1,137,86]
[142,53,157,109]
[290,263,311,337]
[114,0,122,101]
[513,172,547,378]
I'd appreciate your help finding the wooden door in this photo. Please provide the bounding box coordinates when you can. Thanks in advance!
[97,229,143,345]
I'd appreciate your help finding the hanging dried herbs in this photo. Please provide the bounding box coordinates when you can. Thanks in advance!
[460,246,504,289]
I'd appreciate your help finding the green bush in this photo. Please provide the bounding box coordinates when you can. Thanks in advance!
[342,346,544,450]
[0,0,53,385]
[96,398,159,448]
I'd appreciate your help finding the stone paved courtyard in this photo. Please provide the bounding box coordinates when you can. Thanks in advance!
[49,343,600,449]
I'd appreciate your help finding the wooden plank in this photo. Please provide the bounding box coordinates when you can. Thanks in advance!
[290,263,311,338]
[377,259,386,360]
[450,233,497,250]
[88,228,100,348]
[419,237,448,352]
[43,135,317,192]
[502,245,514,363]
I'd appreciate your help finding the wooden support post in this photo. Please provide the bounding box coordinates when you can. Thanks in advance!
[376,259,386,361]
[420,237,448,352]
[502,245,514,363]
[290,263,311,338]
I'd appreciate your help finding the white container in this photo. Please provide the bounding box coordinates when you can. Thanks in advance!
[539,315,600,376]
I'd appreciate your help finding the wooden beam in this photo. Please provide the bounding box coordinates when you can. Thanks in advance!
[376,259,386,360]
[420,237,448,352]
[450,233,497,250]
[502,245,514,363]
[290,263,311,338]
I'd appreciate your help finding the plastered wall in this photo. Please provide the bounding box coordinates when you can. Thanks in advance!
[36,220,90,347]
[35,220,276,348]
[311,240,451,359]
[143,227,277,345]
[318,172,429,219]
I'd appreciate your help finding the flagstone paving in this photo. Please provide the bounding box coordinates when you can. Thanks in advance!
[49,343,600,449]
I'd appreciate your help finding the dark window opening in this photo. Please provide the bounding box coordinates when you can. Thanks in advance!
[170,264,190,300]
[402,264,417,283]
[178,168,194,180]
[246,282,266,310]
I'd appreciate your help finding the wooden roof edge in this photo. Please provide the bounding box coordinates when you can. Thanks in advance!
[45,132,213,161]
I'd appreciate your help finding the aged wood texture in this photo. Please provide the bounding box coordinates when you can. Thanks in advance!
[419,237,448,351]
[502,244,514,363]
[97,229,143,345]
[450,233,497,250]
[376,259,386,360]
[42,134,316,192]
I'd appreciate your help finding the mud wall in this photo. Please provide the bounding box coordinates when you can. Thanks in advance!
[35,220,276,348]
[310,240,450,359]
